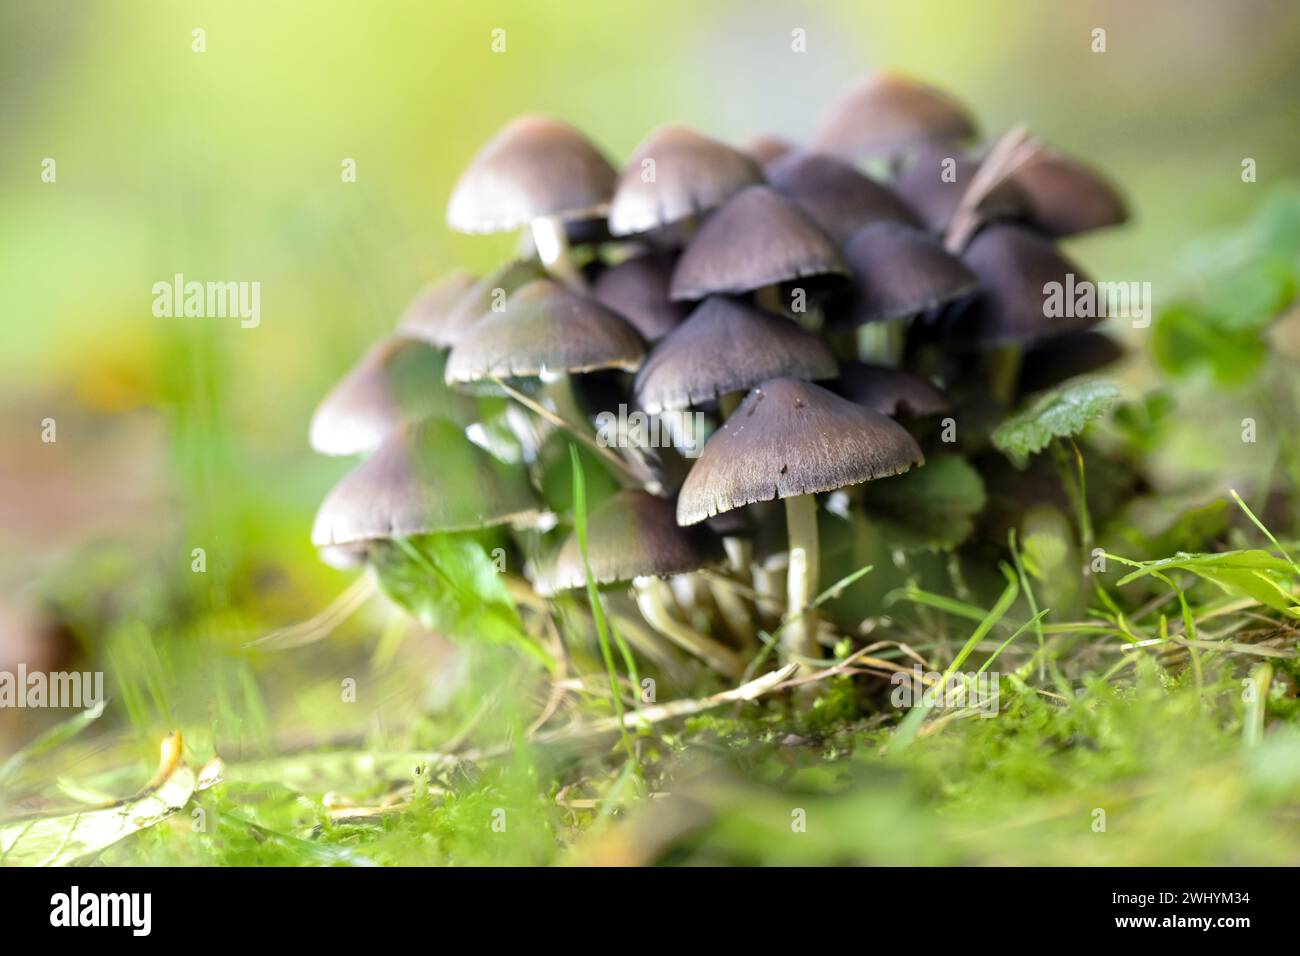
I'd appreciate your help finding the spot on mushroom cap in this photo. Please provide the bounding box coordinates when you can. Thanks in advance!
[814,71,977,160]
[634,297,837,414]
[445,278,646,386]
[311,417,540,547]
[544,490,723,593]
[608,124,763,236]
[676,378,924,525]
[669,185,847,301]
[766,150,920,242]
[446,115,617,234]
[841,221,978,324]
[309,336,476,456]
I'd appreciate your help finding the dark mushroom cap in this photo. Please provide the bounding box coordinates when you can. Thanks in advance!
[544,490,723,593]
[590,253,689,342]
[841,221,978,324]
[435,259,547,349]
[893,147,1029,234]
[634,297,837,413]
[446,116,617,234]
[669,185,847,301]
[609,124,763,236]
[745,133,796,167]
[311,417,540,547]
[837,361,951,418]
[1010,150,1129,238]
[765,150,921,242]
[676,378,924,525]
[814,72,976,160]
[1018,330,1124,396]
[395,270,479,347]
[309,336,476,456]
[445,278,646,386]
[954,223,1095,347]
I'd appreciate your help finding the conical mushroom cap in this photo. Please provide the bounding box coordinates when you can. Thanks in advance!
[894,148,1029,234]
[838,361,950,418]
[1010,150,1128,238]
[445,278,646,386]
[814,72,976,160]
[677,378,924,525]
[590,253,688,342]
[311,417,540,547]
[446,116,617,234]
[395,270,479,346]
[309,336,476,456]
[841,221,978,324]
[634,297,837,413]
[608,124,763,236]
[766,150,920,242]
[955,224,1095,347]
[670,185,847,301]
[744,133,796,167]
[400,261,546,347]
[545,490,723,592]
[1018,330,1124,396]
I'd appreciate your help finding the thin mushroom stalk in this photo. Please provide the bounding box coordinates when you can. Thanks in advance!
[530,216,588,292]
[782,494,822,662]
[633,576,744,679]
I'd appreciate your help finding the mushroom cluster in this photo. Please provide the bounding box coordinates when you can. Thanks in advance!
[309,72,1128,682]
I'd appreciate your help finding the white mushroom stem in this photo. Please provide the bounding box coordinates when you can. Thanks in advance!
[530,215,587,292]
[633,576,744,679]
[783,494,822,664]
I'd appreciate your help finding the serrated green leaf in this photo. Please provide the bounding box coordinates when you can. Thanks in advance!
[992,379,1119,466]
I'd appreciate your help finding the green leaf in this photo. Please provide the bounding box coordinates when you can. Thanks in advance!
[860,454,987,550]
[1110,549,1300,617]
[992,379,1119,466]
[372,533,555,669]
[1151,301,1269,386]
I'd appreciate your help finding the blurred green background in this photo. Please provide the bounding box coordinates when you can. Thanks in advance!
[2,0,1300,756]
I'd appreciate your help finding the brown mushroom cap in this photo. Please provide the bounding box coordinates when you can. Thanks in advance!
[1010,150,1129,238]
[395,271,480,347]
[744,133,796,167]
[311,417,540,547]
[669,185,847,301]
[590,253,689,342]
[893,147,1029,235]
[837,361,951,418]
[765,150,921,242]
[1018,330,1124,396]
[954,223,1095,347]
[634,297,837,413]
[814,72,976,160]
[309,336,476,456]
[841,221,978,324]
[608,124,763,236]
[676,378,924,525]
[445,278,646,386]
[545,490,723,592]
[446,116,617,234]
